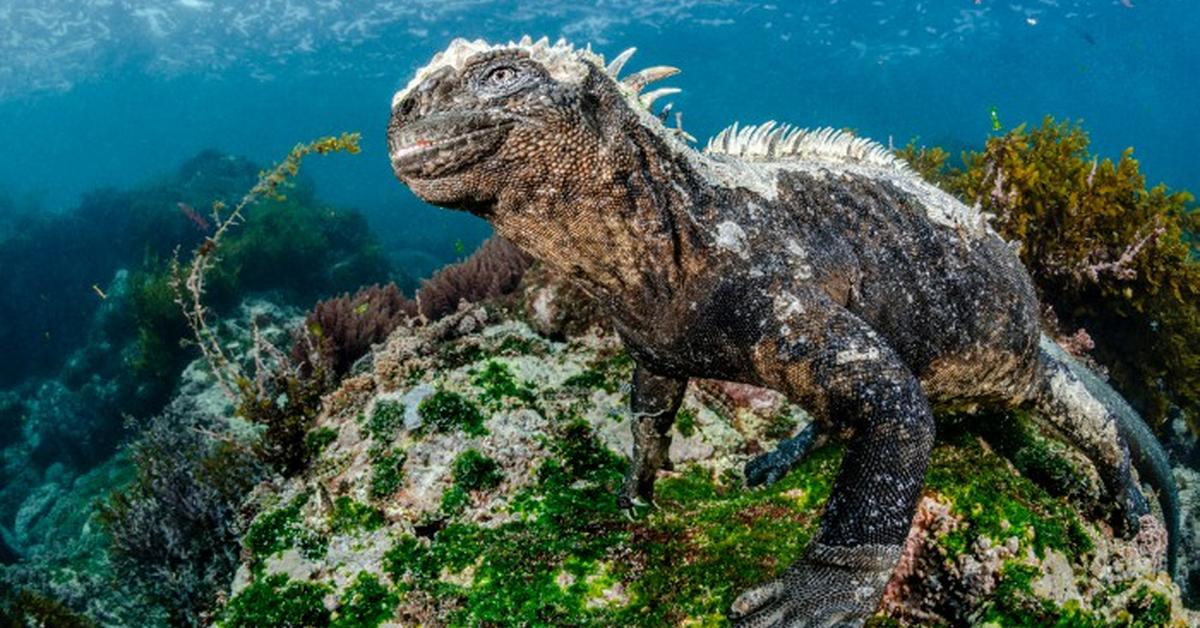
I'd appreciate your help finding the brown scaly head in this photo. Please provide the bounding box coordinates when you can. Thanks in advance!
[387,36,697,271]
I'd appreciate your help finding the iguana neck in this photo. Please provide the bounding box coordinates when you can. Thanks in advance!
[491,122,712,310]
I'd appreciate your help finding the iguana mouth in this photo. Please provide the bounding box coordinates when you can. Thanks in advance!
[389,112,515,179]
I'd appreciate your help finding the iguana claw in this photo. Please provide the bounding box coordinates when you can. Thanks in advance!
[730,542,900,628]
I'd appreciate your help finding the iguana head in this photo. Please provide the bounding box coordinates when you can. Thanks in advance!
[387,36,691,215]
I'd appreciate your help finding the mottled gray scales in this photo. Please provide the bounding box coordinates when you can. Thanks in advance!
[388,36,1180,626]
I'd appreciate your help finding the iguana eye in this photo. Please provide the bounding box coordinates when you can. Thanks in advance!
[485,65,520,87]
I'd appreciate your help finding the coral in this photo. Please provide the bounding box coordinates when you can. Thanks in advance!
[416,236,533,320]
[900,117,1200,430]
[291,283,416,381]
[99,408,266,626]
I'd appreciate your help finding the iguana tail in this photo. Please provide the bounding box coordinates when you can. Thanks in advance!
[1037,336,1181,584]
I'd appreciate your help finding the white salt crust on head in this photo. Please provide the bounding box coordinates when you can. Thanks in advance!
[391,36,601,109]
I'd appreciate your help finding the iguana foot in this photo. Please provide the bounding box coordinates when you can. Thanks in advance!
[1113,478,1151,537]
[730,542,900,628]
[745,423,822,488]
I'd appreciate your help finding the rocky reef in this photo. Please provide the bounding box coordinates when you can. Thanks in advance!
[210,284,1197,626]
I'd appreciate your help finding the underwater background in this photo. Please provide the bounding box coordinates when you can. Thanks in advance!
[1,1,1198,626]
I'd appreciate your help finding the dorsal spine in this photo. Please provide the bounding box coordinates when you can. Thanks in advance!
[704,121,911,174]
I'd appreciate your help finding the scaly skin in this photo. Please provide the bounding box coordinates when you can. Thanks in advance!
[387,36,1179,626]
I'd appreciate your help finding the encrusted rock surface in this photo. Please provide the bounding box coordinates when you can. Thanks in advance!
[220,305,1198,626]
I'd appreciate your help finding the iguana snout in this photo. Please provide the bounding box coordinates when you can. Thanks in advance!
[388,110,515,179]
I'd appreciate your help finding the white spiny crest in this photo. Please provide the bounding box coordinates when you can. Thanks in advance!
[640,87,680,109]
[622,66,681,92]
[392,36,693,142]
[605,47,637,78]
[597,46,689,141]
[705,122,912,174]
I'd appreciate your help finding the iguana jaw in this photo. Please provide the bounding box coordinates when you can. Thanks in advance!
[389,111,516,180]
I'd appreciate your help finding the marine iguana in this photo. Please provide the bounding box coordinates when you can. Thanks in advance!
[387,36,1180,626]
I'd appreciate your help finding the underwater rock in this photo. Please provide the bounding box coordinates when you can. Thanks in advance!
[220,306,1198,626]
[1176,465,1200,601]
[0,295,302,626]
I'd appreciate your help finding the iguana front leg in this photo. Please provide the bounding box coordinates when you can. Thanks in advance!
[732,298,934,627]
[619,365,687,509]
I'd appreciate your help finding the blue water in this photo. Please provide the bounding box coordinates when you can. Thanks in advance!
[1,1,1197,231]
[1,2,1198,623]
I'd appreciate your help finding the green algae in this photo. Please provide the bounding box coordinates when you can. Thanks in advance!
[611,446,840,625]
[236,389,1158,627]
[382,418,628,624]
[378,414,841,626]
[471,360,538,409]
[762,412,800,441]
[451,449,503,492]
[926,433,1093,561]
[382,534,440,586]
[369,448,406,501]
[304,426,338,458]
[378,419,1140,625]
[329,497,385,535]
[416,389,487,436]
[564,349,635,395]
[331,572,397,628]
[494,334,549,357]
[243,492,326,566]
[975,562,1093,627]
[562,368,618,394]
[436,342,487,369]
[674,407,699,438]
[219,573,331,628]
[1127,585,1173,627]
[440,485,470,516]
[946,411,1094,504]
[366,400,405,443]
